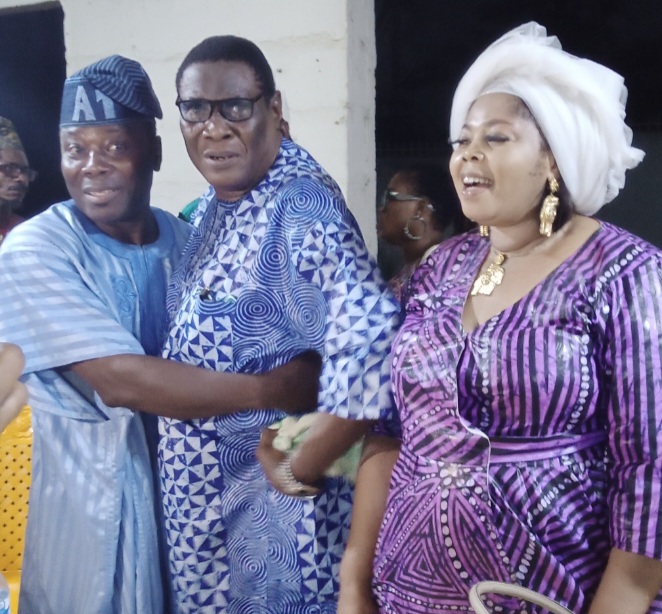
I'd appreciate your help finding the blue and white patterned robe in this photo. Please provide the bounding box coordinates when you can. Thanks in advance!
[160,139,400,614]
[0,201,191,614]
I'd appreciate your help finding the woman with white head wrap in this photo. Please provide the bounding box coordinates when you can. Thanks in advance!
[449,22,644,217]
[339,22,662,614]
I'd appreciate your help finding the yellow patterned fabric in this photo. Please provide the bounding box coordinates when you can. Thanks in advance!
[0,405,32,611]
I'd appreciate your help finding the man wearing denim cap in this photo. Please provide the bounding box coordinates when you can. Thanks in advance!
[0,116,33,245]
[0,55,185,614]
[0,54,320,614]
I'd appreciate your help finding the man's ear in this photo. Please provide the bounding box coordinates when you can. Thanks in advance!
[270,90,284,126]
[152,135,162,172]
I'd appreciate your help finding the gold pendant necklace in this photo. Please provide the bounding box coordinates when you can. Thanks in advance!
[470,251,506,296]
[470,218,575,298]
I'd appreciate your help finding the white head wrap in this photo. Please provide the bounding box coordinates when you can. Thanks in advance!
[449,22,644,215]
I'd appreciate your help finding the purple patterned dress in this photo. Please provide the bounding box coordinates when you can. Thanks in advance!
[374,223,662,614]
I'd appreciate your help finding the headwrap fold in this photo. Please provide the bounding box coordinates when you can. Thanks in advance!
[0,117,25,152]
[60,55,162,127]
[449,22,644,215]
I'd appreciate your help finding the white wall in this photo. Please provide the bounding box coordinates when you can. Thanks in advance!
[0,0,378,252]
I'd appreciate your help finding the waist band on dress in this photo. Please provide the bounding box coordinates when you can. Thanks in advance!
[488,431,607,464]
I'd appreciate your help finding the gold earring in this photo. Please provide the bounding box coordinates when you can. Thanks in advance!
[479,225,489,237]
[539,177,559,237]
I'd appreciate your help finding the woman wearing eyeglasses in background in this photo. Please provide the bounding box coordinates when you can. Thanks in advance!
[377,163,471,303]
[0,117,36,245]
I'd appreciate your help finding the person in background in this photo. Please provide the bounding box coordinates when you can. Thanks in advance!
[0,117,35,245]
[0,343,28,434]
[161,35,400,614]
[339,22,662,614]
[0,55,319,614]
[377,162,470,302]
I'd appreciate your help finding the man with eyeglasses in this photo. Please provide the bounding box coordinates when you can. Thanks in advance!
[0,117,35,245]
[161,35,400,614]
[0,54,320,614]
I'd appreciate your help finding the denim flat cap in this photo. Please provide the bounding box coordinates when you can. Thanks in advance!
[60,55,163,127]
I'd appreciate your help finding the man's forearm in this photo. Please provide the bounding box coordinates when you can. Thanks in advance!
[71,354,277,418]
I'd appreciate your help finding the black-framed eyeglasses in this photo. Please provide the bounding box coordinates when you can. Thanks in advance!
[176,94,264,123]
[380,189,425,209]
[0,163,38,182]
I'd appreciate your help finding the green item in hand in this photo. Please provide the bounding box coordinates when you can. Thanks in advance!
[269,414,363,482]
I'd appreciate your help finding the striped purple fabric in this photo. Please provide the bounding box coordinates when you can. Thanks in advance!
[488,431,607,464]
[373,222,662,614]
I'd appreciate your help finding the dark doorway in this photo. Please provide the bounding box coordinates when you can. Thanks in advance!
[375,0,662,278]
[0,2,68,218]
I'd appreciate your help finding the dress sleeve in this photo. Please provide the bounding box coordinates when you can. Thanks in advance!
[293,213,401,423]
[0,246,144,375]
[598,254,662,559]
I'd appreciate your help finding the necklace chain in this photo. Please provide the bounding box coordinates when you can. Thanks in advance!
[470,236,549,297]
[470,217,575,298]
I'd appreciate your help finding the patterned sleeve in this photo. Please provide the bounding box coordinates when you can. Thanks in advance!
[0,242,144,375]
[288,186,401,423]
[598,252,662,559]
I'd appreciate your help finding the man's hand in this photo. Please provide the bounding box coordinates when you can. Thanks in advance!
[0,343,28,434]
[263,350,321,414]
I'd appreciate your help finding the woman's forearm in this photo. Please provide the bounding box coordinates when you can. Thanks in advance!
[588,548,662,614]
[289,413,373,485]
[339,435,400,601]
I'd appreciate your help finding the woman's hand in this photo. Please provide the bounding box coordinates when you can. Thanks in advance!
[261,350,321,414]
[588,548,662,614]
[256,427,322,497]
[337,575,379,614]
[0,343,28,434]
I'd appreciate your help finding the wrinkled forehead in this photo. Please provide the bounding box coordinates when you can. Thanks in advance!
[59,121,152,145]
[179,60,261,99]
